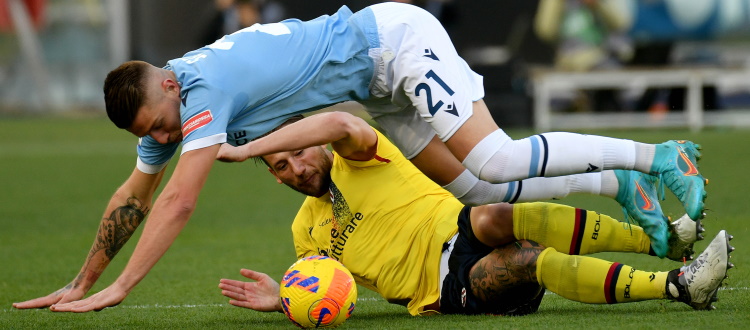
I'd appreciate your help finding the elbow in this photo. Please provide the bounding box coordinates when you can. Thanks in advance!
[173,195,198,219]
[159,191,198,221]
[327,112,369,138]
[174,199,197,218]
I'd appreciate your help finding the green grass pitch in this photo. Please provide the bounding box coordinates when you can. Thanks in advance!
[1,116,749,328]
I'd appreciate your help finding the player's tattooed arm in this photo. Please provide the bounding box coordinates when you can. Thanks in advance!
[71,197,150,291]
[13,169,161,309]
[468,240,544,304]
[96,197,149,259]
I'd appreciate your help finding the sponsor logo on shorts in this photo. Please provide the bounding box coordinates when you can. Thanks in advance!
[182,110,213,136]
[461,287,467,308]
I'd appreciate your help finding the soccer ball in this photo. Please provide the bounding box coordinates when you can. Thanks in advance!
[279,256,357,328]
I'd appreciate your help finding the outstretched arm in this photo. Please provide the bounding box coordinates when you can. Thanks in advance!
[12,167,165,309]
[217,111,378,162]
[44,144,220,312]
[219,269,282,312]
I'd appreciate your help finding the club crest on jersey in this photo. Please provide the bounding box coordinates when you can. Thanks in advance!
[182,110,213,137]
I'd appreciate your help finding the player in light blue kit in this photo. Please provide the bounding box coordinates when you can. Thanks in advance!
[14,2,706,312]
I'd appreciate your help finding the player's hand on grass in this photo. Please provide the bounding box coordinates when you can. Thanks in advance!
[219,268,282,312]
[12,282,86,309]
[48,283,127,312]
[217,143,249,163]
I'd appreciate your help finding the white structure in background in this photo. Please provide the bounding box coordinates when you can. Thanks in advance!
[532,66,750,132]
[531,0,750,131]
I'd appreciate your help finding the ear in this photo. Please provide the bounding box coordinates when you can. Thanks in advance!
[267,167,283,184]
[161,78,180,94]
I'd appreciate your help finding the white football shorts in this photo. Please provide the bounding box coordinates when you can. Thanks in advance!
[363,2,485,159]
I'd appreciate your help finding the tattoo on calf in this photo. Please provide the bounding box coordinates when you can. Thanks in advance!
[469,240,544,303]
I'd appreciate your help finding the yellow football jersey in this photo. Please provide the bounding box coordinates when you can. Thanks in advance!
[291,128,462,315]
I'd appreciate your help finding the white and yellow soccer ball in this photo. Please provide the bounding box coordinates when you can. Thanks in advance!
[279,256,357,328]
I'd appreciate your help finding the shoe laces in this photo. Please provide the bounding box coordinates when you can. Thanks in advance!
[619,206,634,236]
[655,173,666,201]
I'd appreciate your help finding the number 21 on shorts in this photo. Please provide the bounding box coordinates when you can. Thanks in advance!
[415,70,458,117]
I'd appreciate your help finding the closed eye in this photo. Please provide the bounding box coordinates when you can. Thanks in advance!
[152,119,163,132]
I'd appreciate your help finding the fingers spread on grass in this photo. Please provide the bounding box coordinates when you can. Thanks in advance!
[50,301,78,312]
[240,269,265,281]
[13,291,67,309]
[221,289,246,301]
[220,278,249,288]
[51,295,100,312]
[218,282,243,294]
[12,297,51,309]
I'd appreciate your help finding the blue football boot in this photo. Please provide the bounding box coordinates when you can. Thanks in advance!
[614,169,669,257]
[650,140,707,221]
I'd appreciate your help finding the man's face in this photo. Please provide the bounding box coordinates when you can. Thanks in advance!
[126,72,183,144]
[127,101,183,144]
[264,146,333,197]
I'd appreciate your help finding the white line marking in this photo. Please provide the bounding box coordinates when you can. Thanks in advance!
[4,289,747,312]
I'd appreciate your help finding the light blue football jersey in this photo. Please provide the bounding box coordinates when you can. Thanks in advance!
[136,5,379,172]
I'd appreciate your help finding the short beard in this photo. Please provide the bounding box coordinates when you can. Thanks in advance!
[288,148,333,197]
[313,171,332,197]
[287,171,331,197]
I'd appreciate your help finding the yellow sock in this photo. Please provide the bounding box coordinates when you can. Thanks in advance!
[513,202,651,255]
[536,248,668,303]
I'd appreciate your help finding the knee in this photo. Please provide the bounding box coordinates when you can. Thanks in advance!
[471,203,515,247]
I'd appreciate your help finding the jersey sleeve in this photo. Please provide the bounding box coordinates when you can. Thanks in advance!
[136,136,180,174]
[178,85,231,155]
[338,128,402,169]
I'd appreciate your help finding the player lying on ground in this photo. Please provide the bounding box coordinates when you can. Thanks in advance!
[13,2,706,312]
[218,112,732,315]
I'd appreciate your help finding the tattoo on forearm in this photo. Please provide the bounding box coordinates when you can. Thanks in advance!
[96,197,149,260]
[57,197,149,293]
[70,197,149,289]
[469,240,544,303]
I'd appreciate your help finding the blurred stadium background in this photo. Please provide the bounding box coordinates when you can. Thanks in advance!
[4,0,750,131]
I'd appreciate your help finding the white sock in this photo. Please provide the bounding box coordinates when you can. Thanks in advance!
[599,170,620,198]
[443,170,608,206]
[462,130,638,183]
[634,143,656,173]
[442,169,480,200]
[511,173,602,202]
